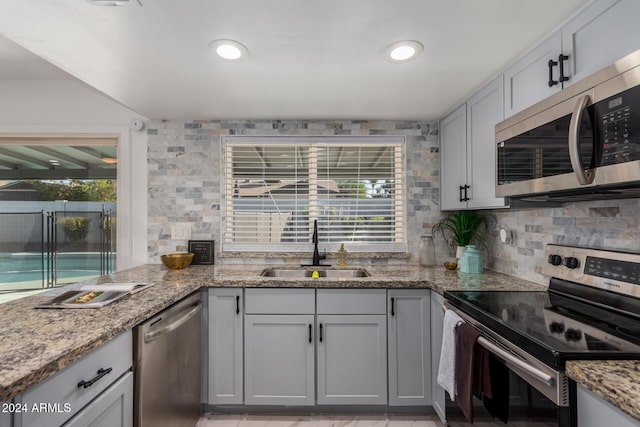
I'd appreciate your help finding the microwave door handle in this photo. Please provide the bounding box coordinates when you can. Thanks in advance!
[568,94,595,185]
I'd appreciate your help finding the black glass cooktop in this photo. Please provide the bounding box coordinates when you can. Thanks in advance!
[444,289,640,369]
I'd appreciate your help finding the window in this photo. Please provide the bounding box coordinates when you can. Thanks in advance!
[222,136,406,252]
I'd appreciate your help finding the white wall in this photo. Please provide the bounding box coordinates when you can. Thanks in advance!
[0,79,148,269]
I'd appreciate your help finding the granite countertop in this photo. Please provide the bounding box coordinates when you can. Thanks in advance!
[0,263,544,402]
[566,360,640,422]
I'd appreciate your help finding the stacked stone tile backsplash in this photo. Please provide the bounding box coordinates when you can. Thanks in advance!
[147,119,640,284]
[146,119,441,265]
[488,198,640,284]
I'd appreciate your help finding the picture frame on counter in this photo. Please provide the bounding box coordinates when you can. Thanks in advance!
[188,240,214,265]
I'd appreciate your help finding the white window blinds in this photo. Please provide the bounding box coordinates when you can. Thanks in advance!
[223,136,406,252]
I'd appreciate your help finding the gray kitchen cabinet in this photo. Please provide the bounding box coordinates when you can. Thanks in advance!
[316,314,387,405]
[0,402,10,427]
[440,74,506,211]
[63,371,133,427]
[14,331,132,427]
[577,384,640,427]
[465,75,505,209]
[430,291,446,425]
[387,289,431,406]
[503,31,563,118]
[562,0,640,89]
[440,104,467,211]
[244,314,315,406]
[504,0,640,118]
[208,288,243,405]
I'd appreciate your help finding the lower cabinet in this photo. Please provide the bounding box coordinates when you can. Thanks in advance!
[388,289,431,406]
[208,288,243,405]
[207,287,434,409]
[244,314,315,405]
[12,331,132,427]
[430,291,446,424]
[63,372,133,427]
[316,314,387,405]
[577,384,640,427]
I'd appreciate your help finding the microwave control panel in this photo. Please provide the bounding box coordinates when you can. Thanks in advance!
[598,84,640,166]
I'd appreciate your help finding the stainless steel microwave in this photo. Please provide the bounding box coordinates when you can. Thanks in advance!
[495,49,640,202]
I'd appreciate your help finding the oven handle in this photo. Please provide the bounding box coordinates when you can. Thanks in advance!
[477,336,555,388]
[568,93,595,185]
[441,304,555,388]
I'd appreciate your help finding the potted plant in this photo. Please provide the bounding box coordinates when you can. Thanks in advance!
[432,210,494,258]
[58,216,91,242]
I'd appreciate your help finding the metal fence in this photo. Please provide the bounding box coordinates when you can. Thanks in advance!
[0,208,115,293]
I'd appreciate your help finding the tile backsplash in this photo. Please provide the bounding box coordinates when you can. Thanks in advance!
[146,119,640,286]
[146,119,440,265]
[488,198,640,284]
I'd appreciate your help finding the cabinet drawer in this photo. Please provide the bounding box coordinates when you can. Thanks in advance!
[245,288,315,314]
[19,331,132,427]
[317,289,386,314]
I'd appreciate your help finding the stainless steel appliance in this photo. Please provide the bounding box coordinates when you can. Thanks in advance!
[134,292,202,427]
[444,244,640,427]
[496,49,640,202]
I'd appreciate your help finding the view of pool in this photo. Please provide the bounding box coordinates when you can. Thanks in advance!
[0,252,115,291]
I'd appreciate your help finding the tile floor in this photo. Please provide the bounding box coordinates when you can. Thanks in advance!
[196,414,557,427]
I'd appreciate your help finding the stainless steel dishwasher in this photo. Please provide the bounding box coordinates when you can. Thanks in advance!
[134,292,201,427]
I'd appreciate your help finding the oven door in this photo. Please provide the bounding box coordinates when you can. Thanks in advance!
[496,90,596,198]
[444,303,576,427]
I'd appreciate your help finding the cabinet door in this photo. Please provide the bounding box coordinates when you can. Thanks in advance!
[440,104,468,211]
[563,0,640,86]
[466,74,506,209]
[388,290,431,406]
[244,315,315,406]
[504,31,562,118]
[63,372,133,427]
[430,292,446,425]
[208,288,243,405]
[577,384,640,427]
[317,315,387,405]
[0,401,10,427]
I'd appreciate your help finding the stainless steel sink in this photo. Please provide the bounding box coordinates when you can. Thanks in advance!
[260,268,370,279]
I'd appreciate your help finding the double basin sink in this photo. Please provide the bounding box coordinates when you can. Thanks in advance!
[261,267,370,279]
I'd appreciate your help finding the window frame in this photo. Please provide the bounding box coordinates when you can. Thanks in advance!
[221,135,407,253]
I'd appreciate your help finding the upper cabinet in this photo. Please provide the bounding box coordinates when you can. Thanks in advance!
[562,0,640,86]
[504,32,563,117]
[440,75,506,211]
[505,0,640,118]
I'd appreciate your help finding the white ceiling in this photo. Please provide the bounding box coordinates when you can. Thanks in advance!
[0,0,589,121]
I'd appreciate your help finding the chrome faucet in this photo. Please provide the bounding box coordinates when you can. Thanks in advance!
[310,219,327,266]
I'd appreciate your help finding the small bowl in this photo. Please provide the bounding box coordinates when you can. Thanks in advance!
[444,261,458,271]
[161,253,194,270]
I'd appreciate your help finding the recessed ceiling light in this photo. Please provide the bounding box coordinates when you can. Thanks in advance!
[209,39,249,61]
[383,40,423,63]
[101,157,118,164]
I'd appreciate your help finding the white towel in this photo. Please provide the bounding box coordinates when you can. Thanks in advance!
[437,309,464,401]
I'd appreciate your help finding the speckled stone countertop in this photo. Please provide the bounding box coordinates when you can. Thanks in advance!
[566,360,640,421]
[210,264,548,293]
[0,263,543,402]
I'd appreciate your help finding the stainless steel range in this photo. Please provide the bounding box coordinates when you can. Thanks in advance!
[444,244,640,427]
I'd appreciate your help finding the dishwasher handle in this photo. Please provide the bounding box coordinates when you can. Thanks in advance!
[144,301,202,343]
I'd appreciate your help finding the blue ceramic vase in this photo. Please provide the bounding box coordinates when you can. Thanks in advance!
[459,245,484,273]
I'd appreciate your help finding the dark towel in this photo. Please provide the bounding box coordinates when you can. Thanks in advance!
[455,322,483,422]
[482,353,510,423]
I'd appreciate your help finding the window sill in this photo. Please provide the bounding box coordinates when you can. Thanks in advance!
[218,251,411,260]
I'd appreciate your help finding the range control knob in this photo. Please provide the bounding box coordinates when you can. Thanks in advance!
[548,254,563,266]
[549,322,565,334]
[563,256,580,269]
[565,328,583,342]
